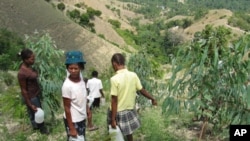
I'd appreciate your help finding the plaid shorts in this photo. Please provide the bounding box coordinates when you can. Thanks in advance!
[63,118,86,141]
[107,109,140,135]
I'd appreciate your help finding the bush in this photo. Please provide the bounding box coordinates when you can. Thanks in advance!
[67,9,80,20]
[79,13,90,26]
[108,19,121,28]
[0,28,25,71]
[86,7,102,18]
[57,2,65,11]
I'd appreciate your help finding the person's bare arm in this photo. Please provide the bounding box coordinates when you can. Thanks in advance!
[139,88,157,105]
[86,102,91,119]
[63,97,77,137]
[111,95,118,128]
[100,89,104,97]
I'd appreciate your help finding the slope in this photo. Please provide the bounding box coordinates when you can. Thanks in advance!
[0,0,125,72]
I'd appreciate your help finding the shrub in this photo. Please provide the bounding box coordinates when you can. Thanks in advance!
[108,19,121,28]
[57,2,65,11]
[79,13,90,26]
[67,9,80,20]
[98,34,105,39]
[0,28,25,71]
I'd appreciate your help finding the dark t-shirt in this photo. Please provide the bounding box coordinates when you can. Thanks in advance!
[18,65,41,99]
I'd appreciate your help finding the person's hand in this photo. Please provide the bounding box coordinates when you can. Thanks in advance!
[111,120,117,129]
[151,99,157,106]
[69,128,78,137]
[31,105,37,112]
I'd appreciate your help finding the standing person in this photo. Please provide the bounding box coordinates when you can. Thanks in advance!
[17,48,49,135]
[83,78,99,132]
[62,51,90,141]
[86,70,105,109]
[108,53,157,141]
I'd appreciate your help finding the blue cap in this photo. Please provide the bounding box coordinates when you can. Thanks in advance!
[65,51,86,65]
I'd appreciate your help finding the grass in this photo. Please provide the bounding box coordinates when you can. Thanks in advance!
[0,97,192,141]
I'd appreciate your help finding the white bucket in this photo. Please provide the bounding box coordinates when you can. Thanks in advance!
[108,125,124,141]
[69,135,85,141]
[87,95,94,107]
[35,108,44,124]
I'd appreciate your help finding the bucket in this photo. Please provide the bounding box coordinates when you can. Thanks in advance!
[35,108,44,124]
[108,125,124,141]
[87,95,94,107]
[69,135,85,141]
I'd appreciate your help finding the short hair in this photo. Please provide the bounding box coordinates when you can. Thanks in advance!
[92,70,98,77]
[20,48,33,61]
[111,53,125,65]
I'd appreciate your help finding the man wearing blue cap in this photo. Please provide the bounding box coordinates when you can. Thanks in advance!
[62,51,90,141]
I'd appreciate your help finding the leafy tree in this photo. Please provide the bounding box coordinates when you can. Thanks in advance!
[128,51,165,107]
[0,29,25,71]
[163,25,250,139]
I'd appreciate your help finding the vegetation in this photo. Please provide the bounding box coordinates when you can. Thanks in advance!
[0,29,25,71]
[164,25,250,140]
[119,0,250,19]
[57,2,65,11]
[228,12,250,32]
[108,19,121,28]
[66,5,101,33]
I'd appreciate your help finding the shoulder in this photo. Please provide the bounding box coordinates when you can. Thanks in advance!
[62,78,72,88]
[18,67,28,78]
[127,70,138,77]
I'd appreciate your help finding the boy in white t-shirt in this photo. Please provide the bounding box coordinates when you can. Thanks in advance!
[62,51,90,141]
[86,71,105,109]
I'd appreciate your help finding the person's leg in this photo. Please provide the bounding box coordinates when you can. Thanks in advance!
[126,134,133,141]
[63,118,70,141]
[87,109,93,128]
[26,104,38,130]
[31,96,49,134]
[87,110,98,131]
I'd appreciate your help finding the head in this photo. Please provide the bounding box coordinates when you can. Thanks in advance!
[92,70,98,77]
[20,48,35,66]
[65,51,86,79]
[111,53,125,71]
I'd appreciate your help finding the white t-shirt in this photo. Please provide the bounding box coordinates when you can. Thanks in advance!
[62,77,87,122]
[87,77,103,98]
